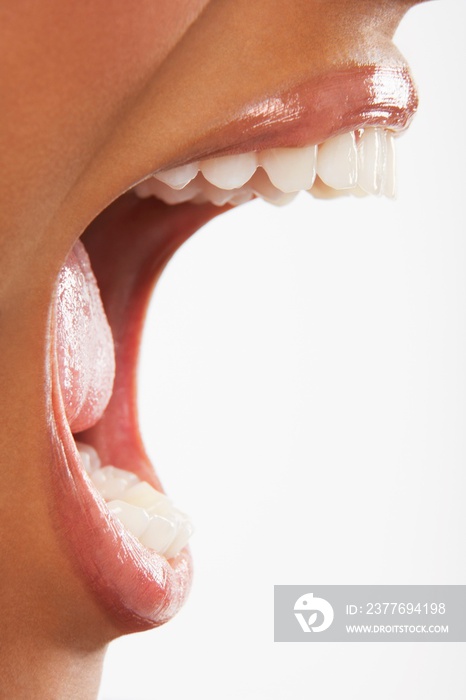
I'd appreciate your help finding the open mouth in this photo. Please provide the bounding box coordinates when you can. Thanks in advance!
[46,58,418,633]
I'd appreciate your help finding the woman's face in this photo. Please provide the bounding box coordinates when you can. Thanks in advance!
[0,0,426,650]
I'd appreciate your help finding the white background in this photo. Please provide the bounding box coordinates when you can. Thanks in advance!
[100,2,466,698]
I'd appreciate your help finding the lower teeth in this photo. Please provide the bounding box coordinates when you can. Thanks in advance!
[76,441,193,559]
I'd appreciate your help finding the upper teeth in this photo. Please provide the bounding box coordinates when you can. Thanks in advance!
[317,131,358,190]
[134,127,396,207]
[259,145,318,193]
[357,127,396,198]
[76,441,193,560]
[201,151,258,190]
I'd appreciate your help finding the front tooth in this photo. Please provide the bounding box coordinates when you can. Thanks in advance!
[164,518,194,559]
[250,169,298,206]
[139,515,176,553]
[317,131,358,190]
[357,128,396,197]
[200,152,258,190]
[250,168,285,201]
[155,162,199,189]
[107,500,150,538]
[76,441,101,474]
[123,481,171,510]
[357,128,382,195]
[259,146,317,192]
[91,466,139,501]
[380,130,396,199]
[146,497,175,517]
[382,132,396,198]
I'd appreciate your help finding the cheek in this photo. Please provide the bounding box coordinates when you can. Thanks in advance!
[76,0,211,87]
[0,0,210,241]
[3,0,210,114]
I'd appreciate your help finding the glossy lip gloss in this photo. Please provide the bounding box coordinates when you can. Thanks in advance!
[159,65,419,168]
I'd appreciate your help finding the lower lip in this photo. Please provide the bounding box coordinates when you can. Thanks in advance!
[48,409,193,632]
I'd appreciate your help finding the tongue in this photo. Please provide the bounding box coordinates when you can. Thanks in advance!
[55,239,115,433]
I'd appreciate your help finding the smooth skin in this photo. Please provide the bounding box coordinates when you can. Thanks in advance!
[0,1,426,697]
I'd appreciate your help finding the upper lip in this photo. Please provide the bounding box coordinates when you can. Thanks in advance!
[155,64,418,169]
[72,38,419,227]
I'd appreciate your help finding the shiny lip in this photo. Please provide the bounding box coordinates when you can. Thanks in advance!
[44,56,419,633]
[147,64,418,173]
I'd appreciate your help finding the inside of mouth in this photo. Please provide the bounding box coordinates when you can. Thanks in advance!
[55,126,397,561]
[55,195,222,562]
